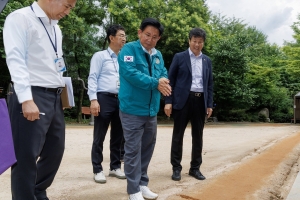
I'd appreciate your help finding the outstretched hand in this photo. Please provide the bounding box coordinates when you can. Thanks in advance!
[158,78,172,96]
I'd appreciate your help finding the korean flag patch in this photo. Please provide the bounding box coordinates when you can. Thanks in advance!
[124,56,134,62]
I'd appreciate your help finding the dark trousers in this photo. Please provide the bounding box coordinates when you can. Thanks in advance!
[171,94,206,171]
[120,136,125,160]
[9,86,65,200]
[91,93,123,173]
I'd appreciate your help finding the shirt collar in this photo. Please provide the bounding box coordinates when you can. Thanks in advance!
[107,47,117,58]
[32,2,58,26]
[139,40,157,56]
[188,48,202,58]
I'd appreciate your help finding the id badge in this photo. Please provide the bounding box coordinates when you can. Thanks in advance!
[54,57,66,72]
[116,80,120,88]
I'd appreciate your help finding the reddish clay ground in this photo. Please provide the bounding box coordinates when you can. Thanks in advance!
[169,132,300,200]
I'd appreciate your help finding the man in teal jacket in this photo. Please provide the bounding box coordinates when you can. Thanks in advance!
[118,18,171,200]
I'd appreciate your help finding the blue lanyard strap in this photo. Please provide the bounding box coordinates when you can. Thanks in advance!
[30,5,58,58]
[107,49,118,73]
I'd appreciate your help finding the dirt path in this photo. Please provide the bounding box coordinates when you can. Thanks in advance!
[168,132,300,200]
[1,123,300,200]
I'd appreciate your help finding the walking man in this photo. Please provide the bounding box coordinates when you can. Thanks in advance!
[88,24,127,183]
[118,18,171,200]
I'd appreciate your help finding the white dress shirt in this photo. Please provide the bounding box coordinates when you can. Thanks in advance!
[3,2,65,103]
[87,47,120,100]
[189,48,203,92]
[141,44,157,58]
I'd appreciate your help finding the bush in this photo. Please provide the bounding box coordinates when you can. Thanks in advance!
[216,109,249,121]
[270,112,292,123]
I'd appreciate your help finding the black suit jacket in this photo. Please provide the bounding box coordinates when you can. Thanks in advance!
[165,50,213,111]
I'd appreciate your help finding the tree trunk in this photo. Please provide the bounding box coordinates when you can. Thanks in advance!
[77,87,84,123]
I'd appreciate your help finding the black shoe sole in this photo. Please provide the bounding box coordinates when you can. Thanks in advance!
[172,176,181,181]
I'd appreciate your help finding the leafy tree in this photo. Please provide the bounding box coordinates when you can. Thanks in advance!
[159,0,211,67]
[210,14,292,122]
[108,0,166,42]
[246,64,292,122]
[209,15,255,118]
[211,35,255,119]
[281,14,300,98]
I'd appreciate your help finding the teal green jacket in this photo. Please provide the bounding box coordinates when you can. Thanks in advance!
[118,40,168,117]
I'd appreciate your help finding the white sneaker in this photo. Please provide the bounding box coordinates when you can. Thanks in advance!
[94,171,106,183]
[109,168,126,179]
[140,186,158,200]
[128,191,145,200]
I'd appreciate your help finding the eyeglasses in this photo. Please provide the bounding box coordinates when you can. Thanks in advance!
[116,34,127,39]
[143,33,159,42]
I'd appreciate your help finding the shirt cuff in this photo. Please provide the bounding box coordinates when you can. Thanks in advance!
[89,93,97,101]
[17,87,33,103]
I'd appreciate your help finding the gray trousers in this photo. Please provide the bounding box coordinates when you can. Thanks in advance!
[119,111,157,194]
[9,86,65,200]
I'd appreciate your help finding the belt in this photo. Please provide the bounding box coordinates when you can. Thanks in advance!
[32,86,64,94]
[190,91,203,97]
[100,92,118,98]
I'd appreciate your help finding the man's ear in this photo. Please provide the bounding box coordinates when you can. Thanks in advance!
[137,29,142,38]
[109,35,114,42]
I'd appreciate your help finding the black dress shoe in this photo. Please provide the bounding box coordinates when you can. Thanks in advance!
[172,170,181,181]
[188,169,206,180]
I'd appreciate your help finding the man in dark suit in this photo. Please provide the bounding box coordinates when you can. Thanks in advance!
[164,27,213,181]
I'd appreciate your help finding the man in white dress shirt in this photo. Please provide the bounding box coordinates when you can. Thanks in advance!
[3,0,76,199]
[88,24,127,184]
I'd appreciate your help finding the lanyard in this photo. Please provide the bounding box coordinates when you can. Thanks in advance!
[107,49,118,73]
[30,5,58,58]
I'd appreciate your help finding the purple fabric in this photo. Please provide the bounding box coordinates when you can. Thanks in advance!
[0,98,16,175]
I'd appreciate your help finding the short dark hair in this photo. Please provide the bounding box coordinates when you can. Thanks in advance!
[140,18,164,36]
[189,28,206,41]
[106,24,125,43]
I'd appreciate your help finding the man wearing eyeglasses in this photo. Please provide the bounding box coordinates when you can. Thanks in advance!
[164,28,213,182]
[3,0,76,199]
[118,18,171,200]
[88,24,127,184]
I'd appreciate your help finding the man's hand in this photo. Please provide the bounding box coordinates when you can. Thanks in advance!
[207,108,213,118]
[21,100,40,121]
[90,99,100,116]
[158,77,172,96]
[164,104,172,117]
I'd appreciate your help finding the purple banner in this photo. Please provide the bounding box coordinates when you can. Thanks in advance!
[0,98,16,174]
